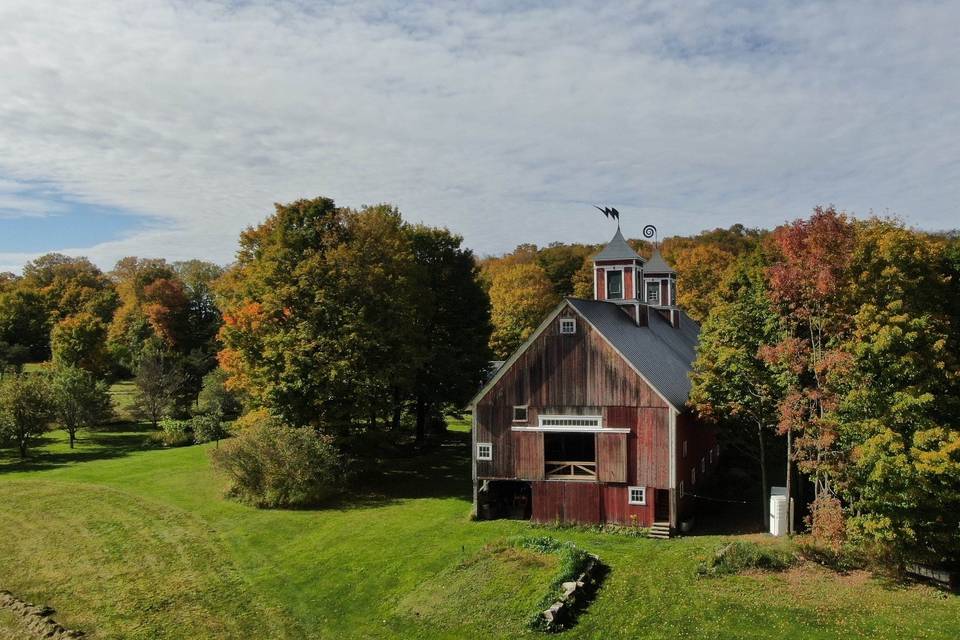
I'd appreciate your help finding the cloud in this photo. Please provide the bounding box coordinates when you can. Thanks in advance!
[0,0,957,272]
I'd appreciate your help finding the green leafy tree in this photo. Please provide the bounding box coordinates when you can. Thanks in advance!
[407,225,492,442]
[51,312,110,376]
[21,253,118,324]
[50,365,113,448]
[197,367,243,417]
[132,350,188,428]
[690,255,789,523]
[0,373,54,458]
[0,287,51,361]
[536,243,595,298]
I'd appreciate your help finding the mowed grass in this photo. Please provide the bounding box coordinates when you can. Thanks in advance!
[1,422,958,639]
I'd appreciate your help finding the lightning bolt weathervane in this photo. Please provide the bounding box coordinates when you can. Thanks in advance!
[594,205,620,226]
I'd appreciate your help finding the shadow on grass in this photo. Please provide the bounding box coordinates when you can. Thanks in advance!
[0,422,155,475]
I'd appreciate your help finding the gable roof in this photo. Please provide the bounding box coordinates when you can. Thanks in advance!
[642,248,675,274]
[469,298,701,411]
[593,227,643,262]
[567,299,698,409]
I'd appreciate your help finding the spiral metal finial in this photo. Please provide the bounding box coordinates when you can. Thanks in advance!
[642,224,658,245]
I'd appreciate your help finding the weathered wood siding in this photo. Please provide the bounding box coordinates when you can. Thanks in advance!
[676,411,717,520]
[597,432,627,482]
[513,431,544,480]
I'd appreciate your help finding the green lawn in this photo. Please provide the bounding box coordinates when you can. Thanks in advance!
[1,424,957,639]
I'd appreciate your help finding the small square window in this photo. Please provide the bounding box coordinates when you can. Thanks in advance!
[628,486,646,505]
[682,440,688,458]
[512,406,528,422]
[477,442,492,461]
[559,318,576,334]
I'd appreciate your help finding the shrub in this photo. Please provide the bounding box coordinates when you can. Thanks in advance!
[210,420,343,508]
[698,541,796,577]
[197,368,243,417]
[810,494,846,551]
[191,412,229,445]
[155,418,193,447]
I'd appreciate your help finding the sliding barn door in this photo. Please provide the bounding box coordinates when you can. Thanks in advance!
[596,432,627,483]
[513,431,545,480]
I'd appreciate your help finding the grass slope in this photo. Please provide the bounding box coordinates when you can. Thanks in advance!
[1,423,958,639]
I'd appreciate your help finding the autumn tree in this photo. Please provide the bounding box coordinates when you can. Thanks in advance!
[51,312,110,376]
[536,243,595,298]
[50,365,113,448]
[672,244,736,322]
[690,254,790,523]
[0,373,54,458]
[132,350,188,428]
[488,262,558,358]
[21,253,118,324]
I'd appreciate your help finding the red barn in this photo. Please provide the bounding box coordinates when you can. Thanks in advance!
[470,228,717,535]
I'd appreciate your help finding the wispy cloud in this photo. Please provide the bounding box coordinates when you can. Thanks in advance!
[0,0,957,272]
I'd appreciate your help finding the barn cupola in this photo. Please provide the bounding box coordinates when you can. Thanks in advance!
[593,227,646,324]
[642,247,681,328]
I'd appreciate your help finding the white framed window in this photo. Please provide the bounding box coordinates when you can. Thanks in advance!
[477,442,492,461]
[512,406,528,422]
[691,467,696,485]
[606,270,623,299]
[628,486,647,505]
[559,318,576,334]
[646,280,660,304]
[538,415,602,429]
[682,440,688,458]
[701,457,706,473]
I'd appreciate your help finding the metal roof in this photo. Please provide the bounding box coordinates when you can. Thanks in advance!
[642,248,675,274]
[567,299,699,409]
[593,227,642,262]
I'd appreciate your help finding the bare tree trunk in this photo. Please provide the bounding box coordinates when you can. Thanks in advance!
[69,429,76,449]
[785,426,793,534]
[758,422,769,528]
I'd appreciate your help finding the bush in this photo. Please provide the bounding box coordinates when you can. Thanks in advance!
[697,541,796,577]
[155,418,193,447]
[191,412,229,445]
[210,419,343,508]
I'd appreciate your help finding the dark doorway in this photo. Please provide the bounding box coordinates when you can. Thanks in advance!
[655,489,670,522]
[477,480,532,520]
[544,432,597,479]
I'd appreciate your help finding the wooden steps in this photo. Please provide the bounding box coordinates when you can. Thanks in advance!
[648,521,672,539]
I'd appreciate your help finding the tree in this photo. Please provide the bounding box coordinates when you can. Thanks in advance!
[107,257,180,373]
[672,244,736,322]
[51,312,110,376]
[407,225,492,443]
[21,253,117,324]
[690,254,790,524]
[197,367,243,417]
[570,257,595,298]
[536,243,595,298]
[132,351,187,428]
[0,287,51,361]
[50,366,113,448]
[488,262,558,358]
[0,374,54,458]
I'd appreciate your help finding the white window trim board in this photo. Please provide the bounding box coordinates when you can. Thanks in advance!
[477,442,493,461]
[512,405,528,422]
[628,486,647,505]
[559,318,577,334]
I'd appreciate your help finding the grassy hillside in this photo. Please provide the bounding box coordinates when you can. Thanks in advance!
[1,424,957,639]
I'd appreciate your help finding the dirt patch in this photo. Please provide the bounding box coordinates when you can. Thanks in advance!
[0,591,84,639]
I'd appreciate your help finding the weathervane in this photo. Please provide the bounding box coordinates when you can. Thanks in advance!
[594,205,620,225]
[642,224,658,246]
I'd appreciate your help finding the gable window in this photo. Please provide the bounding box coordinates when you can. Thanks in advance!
[646,280,659,304]
[606,270,623,299]
[628,486,647,505]
[512,406,528,423]
[477,442,492,461]
[559,318,576,334]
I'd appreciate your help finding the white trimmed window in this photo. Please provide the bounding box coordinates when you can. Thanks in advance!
[512,406,528,422]
[559,317,576,334]
[628,486,647,505]
[682,440,688,458]
[646,280,660,304]
[539,415,602,429]
[477,442,492,461]
[691,467,696,485]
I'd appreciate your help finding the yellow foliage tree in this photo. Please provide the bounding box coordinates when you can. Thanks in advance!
[488,262,558,358]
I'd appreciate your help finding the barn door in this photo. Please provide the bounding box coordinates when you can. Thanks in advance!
[513,431,545,480]
[596,432,627,483]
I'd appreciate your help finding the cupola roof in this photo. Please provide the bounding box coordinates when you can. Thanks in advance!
[594,227,642,262]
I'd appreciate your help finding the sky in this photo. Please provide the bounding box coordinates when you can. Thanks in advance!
[1,0,958,273]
